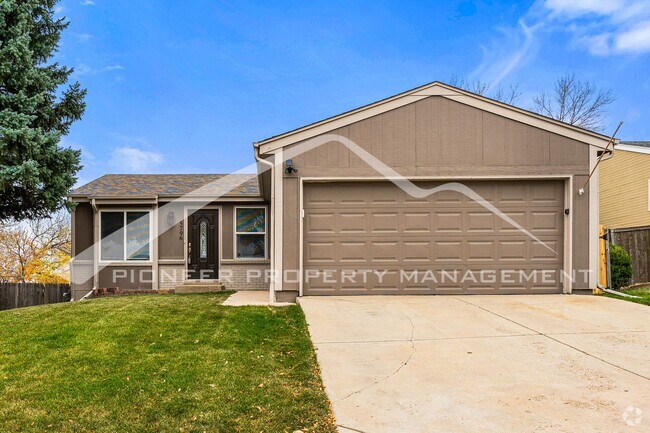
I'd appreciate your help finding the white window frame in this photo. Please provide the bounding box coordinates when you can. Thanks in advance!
[233,206,268,260]
[99,209,154,264]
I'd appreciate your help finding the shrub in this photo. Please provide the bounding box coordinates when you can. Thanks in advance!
[610,244,632,289]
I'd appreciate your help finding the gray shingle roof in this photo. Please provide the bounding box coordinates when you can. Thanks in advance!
[69,174,260,198]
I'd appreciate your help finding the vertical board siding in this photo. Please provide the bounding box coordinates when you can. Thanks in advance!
[289,96,590,174]
[611,226,650,284]
[0,283,69,311]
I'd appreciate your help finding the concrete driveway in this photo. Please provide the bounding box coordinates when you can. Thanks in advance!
[299,295,650,433]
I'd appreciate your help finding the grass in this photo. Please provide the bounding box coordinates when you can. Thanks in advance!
[0,292,336,432]
[602,286,650,306]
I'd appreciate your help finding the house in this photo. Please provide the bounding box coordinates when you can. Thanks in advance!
[69,81,612,301]
[599,141,650,229]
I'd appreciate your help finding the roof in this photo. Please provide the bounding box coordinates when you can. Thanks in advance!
[69,174,260,199]
[616,141,650,155]
[620,141,650,148]
[255,81,613,154]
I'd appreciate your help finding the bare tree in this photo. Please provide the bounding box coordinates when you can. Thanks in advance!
[531,73,615,131]
[448,75,521,105]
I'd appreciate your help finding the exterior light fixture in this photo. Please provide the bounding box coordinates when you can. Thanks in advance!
[167,211,175,226]
[284,159,298,174]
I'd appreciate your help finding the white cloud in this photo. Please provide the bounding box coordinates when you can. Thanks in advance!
[80,0,95,5]
[470,20,537,86]
[110,147,164,173]
[104,64,125,72]
[615,20,650,53]
[541,0,650,55]
[73,33,93,42]
[544,0,625,17]
[74,63,125,76]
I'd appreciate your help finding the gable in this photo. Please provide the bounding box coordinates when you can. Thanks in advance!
[257,81,611,155]
[284,96,590,176]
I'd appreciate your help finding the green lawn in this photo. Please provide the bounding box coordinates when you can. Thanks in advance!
[603,286,650,306]
[0,293,336,432]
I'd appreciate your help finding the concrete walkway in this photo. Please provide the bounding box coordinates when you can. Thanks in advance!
[300,295,650,433]
[222,290,293,306]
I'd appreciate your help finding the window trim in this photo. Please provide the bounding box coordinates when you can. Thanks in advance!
[99,209,154,264]
[233,205,268,260]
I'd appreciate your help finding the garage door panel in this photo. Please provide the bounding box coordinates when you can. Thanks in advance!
[303,180,564,294]
[498,240,528,261]
[467,241,496,262]
[467,212,496,233]
[404,241,431,262]
[434,241,464,262]
[371,213,399,233]
[338,212,366,233]
[370,241,400,262]
[435,212,464,232]
[530,211,562,232]
[306,212,336,234]
[403,212,431,233]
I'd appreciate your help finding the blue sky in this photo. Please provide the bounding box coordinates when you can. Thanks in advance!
[55,0,650,186]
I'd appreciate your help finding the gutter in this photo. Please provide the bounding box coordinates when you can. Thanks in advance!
[254,143,277,304]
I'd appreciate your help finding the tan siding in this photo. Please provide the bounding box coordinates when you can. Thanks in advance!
[158,202,185,260]
[98,266,153,290]
[600,150,650,229]
[289,96,590,177]
[279,94,593,293]
[73,203,93,256]
[221,204,234,260]
[282,178,300,290]
[573,175,590,290]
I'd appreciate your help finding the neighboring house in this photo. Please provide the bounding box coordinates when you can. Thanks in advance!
[599,141,650,229]
[69,81,612,301]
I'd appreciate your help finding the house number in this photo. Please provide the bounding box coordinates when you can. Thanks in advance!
[179,220,184,240]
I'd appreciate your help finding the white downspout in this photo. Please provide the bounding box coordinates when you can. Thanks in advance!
[91,198,99,295]
[254,144,276,304]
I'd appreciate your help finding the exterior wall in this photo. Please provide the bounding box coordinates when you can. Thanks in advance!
[99,266,153,290]
[220,261,271,290]
[73,202,93,256]
[158,261,270,290]
[71,200,270,296]
[279,95,594,293]
[600,150,650,229]
[71,202,94,299]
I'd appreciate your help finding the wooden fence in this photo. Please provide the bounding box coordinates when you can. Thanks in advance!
[610,225,650,285]
[0,283,70,311]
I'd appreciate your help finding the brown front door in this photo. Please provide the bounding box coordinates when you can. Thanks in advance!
[188,210,218,280]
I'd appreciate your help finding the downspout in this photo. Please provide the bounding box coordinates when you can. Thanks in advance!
[254,143,276,304]
[598,285,641,299]
[91,198,99,296]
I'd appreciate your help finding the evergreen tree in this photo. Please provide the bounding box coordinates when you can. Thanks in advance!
[0,0,86,220]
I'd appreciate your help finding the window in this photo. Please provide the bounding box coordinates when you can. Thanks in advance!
[100,211,151,261]
[235,207,266,258]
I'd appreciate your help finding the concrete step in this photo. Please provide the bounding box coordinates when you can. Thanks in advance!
[174,283,225,294]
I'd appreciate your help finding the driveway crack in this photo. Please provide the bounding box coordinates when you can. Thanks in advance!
[334,307,417,403]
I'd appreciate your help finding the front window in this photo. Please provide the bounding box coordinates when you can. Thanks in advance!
[100,211,151,261]
[235,207,266,258]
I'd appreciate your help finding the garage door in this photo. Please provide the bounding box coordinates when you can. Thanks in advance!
[303,180,565,295]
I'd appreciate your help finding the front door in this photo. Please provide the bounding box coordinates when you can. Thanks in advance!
[188,210,218,280]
